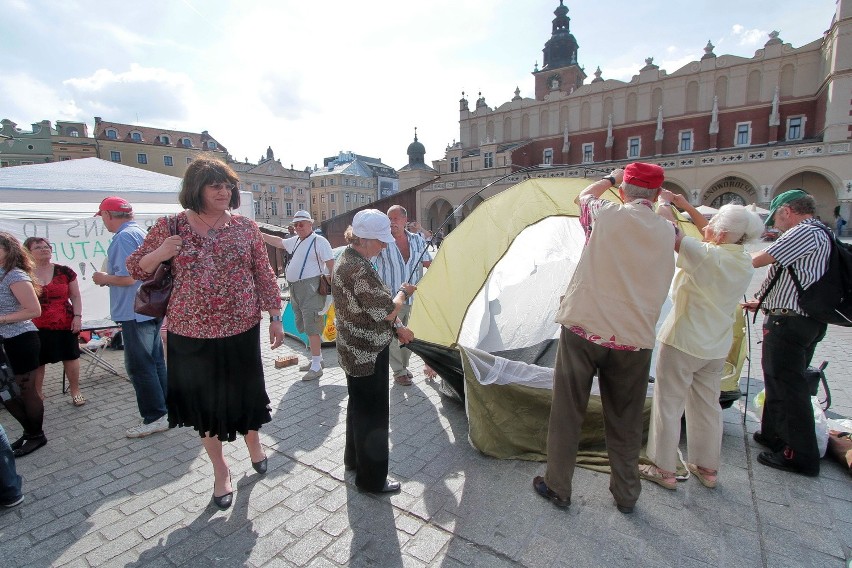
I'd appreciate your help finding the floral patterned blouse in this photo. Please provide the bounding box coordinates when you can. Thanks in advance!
[32,264,77,330]
[126,212,281,339]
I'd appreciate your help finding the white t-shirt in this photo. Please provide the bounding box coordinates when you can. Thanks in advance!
[283,234,334,282]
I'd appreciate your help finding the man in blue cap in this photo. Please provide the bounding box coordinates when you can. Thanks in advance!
[743,189,831,476]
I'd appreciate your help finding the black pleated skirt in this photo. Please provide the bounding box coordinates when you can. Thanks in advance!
[167,324,271,442]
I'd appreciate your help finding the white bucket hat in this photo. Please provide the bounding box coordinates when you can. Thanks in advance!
[352,209,394,243]
[292,210,313,223]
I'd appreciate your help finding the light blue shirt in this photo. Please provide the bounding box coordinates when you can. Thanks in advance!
[375,231,431,305]
[106,221,154,322]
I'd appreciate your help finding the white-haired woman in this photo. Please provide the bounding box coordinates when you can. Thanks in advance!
[640,194,764,490]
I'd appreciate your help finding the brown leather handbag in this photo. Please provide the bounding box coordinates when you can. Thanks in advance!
[314,240,331,296]
[134,216,177,318]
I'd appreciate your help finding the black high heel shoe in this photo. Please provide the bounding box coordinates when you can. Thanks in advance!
[251,455,268,475]
[212,473,233,510]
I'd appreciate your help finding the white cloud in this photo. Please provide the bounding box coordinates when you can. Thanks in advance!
[0,73,83,124]
[63,64,197,125]
[730,24,767,47]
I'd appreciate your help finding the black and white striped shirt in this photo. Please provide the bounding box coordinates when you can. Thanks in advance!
[756,218,831,314]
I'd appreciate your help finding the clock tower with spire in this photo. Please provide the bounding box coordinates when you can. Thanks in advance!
[533,1,586,100]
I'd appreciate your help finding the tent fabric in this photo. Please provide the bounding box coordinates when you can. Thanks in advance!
[406,174,741,473]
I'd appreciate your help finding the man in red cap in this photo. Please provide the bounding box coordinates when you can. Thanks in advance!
[93,197,168,438]
[533,162,676,514]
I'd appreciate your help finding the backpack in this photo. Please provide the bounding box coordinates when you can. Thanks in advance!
[786,224,852,326]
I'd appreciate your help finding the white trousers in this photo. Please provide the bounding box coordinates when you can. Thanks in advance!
[646,343,725,473]
[389,304,411,377]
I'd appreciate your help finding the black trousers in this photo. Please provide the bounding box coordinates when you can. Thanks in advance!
[1,331,44,438]
[761,314,826,467]
[344,346,390,492]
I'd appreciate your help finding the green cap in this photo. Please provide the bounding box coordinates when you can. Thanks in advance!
[765,189,809,227]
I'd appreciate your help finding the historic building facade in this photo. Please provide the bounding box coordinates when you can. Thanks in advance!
[229,147,310,227]
[308,151,398,223]
[92,117,228,177]
[0,119,55,167]
[418,0,852,233]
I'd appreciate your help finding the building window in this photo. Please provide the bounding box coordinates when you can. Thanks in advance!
[582,143,594,163]
[450,157,459,172]
[271,202,278,216]
[269,185,276,194]
[182,138,192,147]
[330,179,335,186]
[787,116,804,141]
[331,209,336,217]
[106,129,118,139]
[207,141,217,149]
[160,135,170,144]
[59,155,71,161]
[137,153,148,164]
[298,202,305,211]
[484,152,494,168]
[312,196,317,204]
[735,122,751,146]
[252,183,259,191]
[321,194,326,203]
[284,186,292,194]
[330,194,335,203]
[679,130,693,152]
[344,178,350,186]
[360,194,366,203]
[627,137,641,158]
[68,129,79,137]
[368,197,372,203]
[131,132,142,142]
[297,188,303,196]
[110,150,121,162]
[320,179,325,187]
[286,202,293,217]
[542,149,553,165]
[321,211,327,221]
[163,155,173,166]
[345,193,350,203]
[254,201,260,215]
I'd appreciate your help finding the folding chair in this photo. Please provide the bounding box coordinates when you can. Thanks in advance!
[62,325,123,393]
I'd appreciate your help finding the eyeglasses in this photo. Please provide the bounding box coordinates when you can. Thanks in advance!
[29,245,52,250]
[208,182,236,191]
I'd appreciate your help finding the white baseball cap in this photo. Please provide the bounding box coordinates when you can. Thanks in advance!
[352,209,394,243]
[292,210,313,223]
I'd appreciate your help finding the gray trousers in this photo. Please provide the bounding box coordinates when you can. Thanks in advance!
[389,304,411,378]
[544,327,652,508]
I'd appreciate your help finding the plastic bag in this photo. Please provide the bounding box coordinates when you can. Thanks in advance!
[752,389,828,456]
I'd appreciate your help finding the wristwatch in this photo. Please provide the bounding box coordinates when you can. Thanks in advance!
[393,320,404,329]
[602,175,616,186]
[269,315,282,322]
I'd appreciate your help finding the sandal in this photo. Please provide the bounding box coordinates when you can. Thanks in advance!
[71,394,86,407]
[687,463,718,488]
[393,374,413,386]
[639,464,677,490]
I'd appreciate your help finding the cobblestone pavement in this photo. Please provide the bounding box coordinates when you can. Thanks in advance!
[1,268,850,567]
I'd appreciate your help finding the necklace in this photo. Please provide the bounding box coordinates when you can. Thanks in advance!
[196,211,228,237]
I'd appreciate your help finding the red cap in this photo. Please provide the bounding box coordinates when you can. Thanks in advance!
[623,163,664,190]
[94,196,132,216]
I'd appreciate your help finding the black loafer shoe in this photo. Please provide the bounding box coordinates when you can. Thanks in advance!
[533,476,570,508]
[13,435,47,458]
[212,491,233,510]
[757,448,819,477]
[753,431,784,452]
[10,436,25,451]
[616,503,634,514]
[252,456,268,475]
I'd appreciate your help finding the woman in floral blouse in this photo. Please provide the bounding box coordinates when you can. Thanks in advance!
[127,158,284,511]
[24,237,85,406]
[331,209,416,493]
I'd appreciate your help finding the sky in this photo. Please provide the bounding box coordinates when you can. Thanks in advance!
[0,0,839,171]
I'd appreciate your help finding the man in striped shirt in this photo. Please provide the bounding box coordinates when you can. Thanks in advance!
[744,189,831,476]
[375,205,431,386]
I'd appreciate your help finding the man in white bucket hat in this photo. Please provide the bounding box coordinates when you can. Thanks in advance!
[262,210,334,381]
